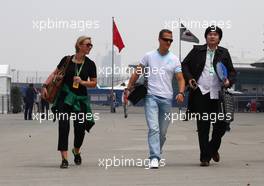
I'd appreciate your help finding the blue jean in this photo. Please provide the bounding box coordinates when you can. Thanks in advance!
[144,94,172,160]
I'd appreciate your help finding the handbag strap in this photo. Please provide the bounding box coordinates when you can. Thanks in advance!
[143,65,148,88]
[58,55,71,76]
[64,55,71,70]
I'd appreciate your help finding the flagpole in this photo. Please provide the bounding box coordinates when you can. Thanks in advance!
[179,18,182,62]
[111,17,115,113]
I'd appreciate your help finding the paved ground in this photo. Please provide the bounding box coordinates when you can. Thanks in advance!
[0,106,263,186]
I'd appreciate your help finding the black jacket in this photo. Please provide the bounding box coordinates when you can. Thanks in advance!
[182,44,236,112]
[25,87,36,104]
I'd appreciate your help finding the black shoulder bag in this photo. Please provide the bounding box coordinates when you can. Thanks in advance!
[128,67,148,105]
[218,87,235,123]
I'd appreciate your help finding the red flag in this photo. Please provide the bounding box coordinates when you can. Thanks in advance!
[113,21,125,52]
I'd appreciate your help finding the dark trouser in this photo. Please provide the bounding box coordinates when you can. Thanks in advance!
[193,88,228,162]
[57,104,86,151]
[41,99,49,119]
[24,102,33,120]
[123,104,127,117]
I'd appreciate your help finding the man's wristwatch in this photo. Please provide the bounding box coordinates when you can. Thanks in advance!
[178,92,185,97]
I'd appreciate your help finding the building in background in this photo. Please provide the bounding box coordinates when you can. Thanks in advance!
[0,65,11,113]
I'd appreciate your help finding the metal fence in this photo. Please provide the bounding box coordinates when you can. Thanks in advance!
[234,95,264,112]
[1,92,263,114]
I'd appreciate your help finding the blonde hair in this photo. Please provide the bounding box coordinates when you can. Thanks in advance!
[75,36,91,53]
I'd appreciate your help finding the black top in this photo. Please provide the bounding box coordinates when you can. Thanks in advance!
[57,55,97,96]
[181,44,237,113]
[25,87,36,104]
[182,44,236,87]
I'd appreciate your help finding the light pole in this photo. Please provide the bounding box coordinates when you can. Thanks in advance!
[11,69,16,83]
[16,71,19,83]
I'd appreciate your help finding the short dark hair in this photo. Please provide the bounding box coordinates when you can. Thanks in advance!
[159,29,172,38]
[204,25,223,40]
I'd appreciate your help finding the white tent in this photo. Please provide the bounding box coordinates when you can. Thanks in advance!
[0,65,11,113]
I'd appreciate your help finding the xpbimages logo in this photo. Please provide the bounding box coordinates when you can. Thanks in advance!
[98,65,165,77]
[32,110,100,123]
[165,111,233,124]
[32,18,100,31]
[164,19,232,31]
[98,156,166,170]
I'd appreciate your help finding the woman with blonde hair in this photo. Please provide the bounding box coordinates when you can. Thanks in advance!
[42,36,97,168]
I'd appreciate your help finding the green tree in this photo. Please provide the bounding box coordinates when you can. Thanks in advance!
[11,86,22,113]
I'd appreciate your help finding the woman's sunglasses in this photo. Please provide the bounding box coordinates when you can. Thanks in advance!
[82,43,93,48]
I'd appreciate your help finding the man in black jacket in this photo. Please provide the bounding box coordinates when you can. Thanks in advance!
[24,83,36,120]
[182,26,236,166]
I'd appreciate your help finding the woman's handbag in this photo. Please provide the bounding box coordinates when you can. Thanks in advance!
[44,56,71,103]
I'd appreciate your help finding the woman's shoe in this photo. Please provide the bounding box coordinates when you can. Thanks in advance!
[60,159,69,169]
[72,149,82,165]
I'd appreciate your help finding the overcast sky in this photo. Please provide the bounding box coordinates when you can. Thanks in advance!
[0,0,263,72]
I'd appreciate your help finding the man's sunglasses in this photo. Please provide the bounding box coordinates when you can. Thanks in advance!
[160,38,173,43]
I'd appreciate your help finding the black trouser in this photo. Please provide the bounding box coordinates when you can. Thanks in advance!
[192,88,228,162]
[123,104,128,117]
[41,99,49,119]
[57,104,86,151]
[24,102,33,120]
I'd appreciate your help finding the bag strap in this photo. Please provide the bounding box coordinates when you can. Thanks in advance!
[58,55,71,76]
[64,55,71,73]
[143,65,148,88]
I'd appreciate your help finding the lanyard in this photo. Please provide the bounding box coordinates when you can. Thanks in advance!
[208,50,215,76]
[75,62,84,77]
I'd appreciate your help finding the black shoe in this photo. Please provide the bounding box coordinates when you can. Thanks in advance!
[72,149,82,165]
[60,159,69,169]
[212,152,220,162]
[200,160,210,167]
[226,125,231,132]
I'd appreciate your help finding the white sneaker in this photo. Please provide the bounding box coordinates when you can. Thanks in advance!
[150,158,159,169]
